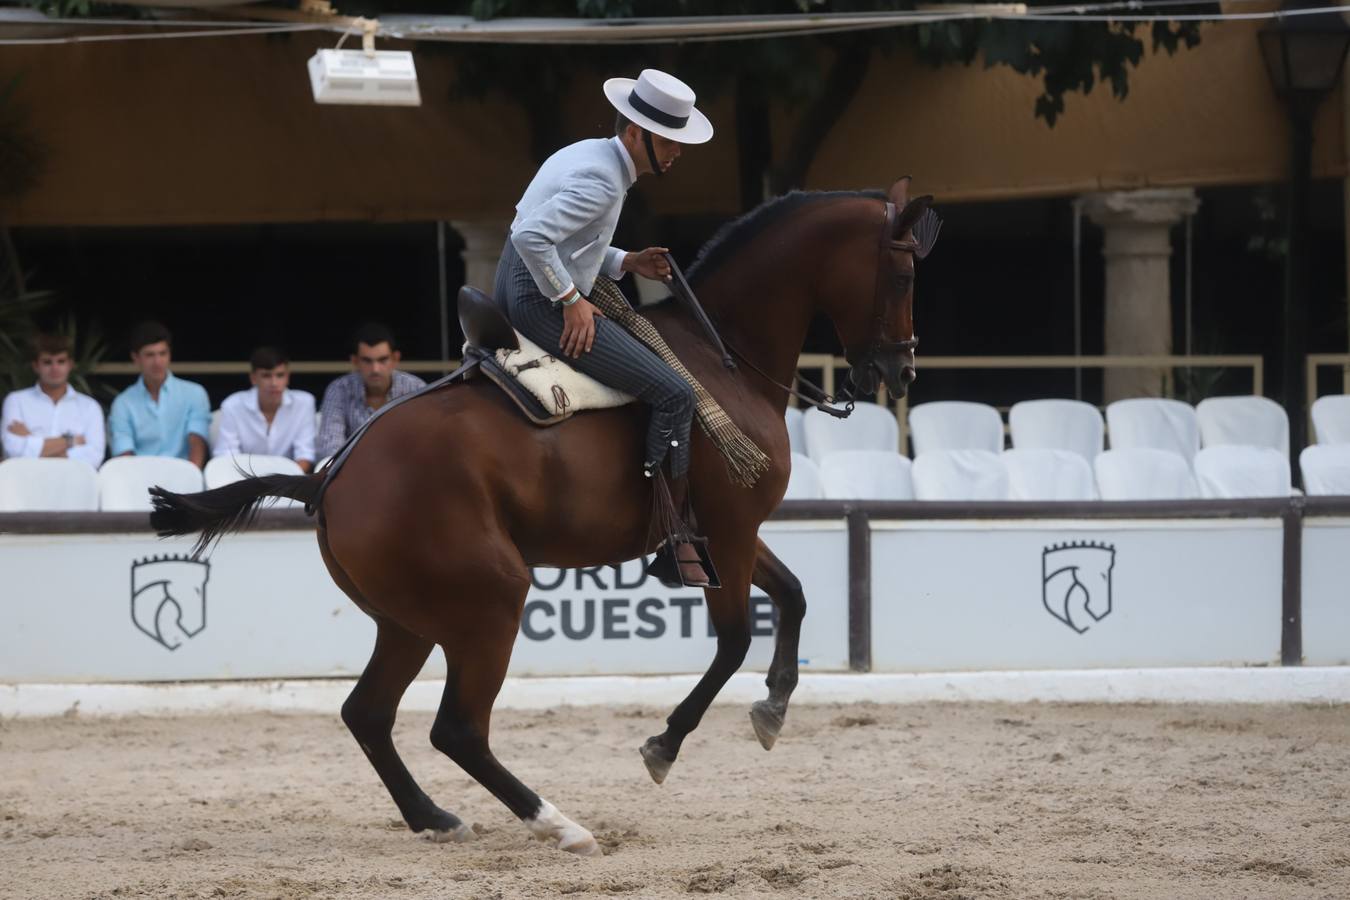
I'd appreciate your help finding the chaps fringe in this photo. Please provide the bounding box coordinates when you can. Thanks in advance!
[589,276,770,488]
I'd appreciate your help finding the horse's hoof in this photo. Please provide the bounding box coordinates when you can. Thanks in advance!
[640,737,675,785]
[425,823,476,844]
[749,701,784,751]
[560,833,604,857]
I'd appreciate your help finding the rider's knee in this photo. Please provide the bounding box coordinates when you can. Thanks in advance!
[665,380,695,417]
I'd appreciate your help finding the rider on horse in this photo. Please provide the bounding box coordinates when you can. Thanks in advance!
[494,69,716,587]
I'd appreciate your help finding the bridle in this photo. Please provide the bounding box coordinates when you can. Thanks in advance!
[836,200,920,408]
[724,199,919,419]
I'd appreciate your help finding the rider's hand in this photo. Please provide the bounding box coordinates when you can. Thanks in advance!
[623,247,672,282]
[560,296,604,359]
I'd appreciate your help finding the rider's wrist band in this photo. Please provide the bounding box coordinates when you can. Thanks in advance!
[559,291,580,307]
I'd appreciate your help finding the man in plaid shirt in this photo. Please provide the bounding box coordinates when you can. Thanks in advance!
[316,323,425,461]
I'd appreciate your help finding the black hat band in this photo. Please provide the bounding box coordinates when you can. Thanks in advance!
[628,89,689,130]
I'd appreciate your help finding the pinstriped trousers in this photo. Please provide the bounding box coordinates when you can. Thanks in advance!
[494,240,694,478]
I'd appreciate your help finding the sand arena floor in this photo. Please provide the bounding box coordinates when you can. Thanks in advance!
[1,701,1348,899]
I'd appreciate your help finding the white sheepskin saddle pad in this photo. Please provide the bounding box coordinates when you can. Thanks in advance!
[494,331,635,418]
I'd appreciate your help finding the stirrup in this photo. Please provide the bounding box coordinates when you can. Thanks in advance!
[646,537,721,590]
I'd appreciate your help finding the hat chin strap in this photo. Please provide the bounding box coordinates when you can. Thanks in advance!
[642,129,663,178]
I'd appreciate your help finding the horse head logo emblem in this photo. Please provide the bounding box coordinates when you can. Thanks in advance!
[1041,541,1115,634]
[130,554,210,651]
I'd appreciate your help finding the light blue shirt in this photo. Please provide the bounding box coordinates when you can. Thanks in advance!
[109,372,211,459]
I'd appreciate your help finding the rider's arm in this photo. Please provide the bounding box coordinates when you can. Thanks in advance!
[511,169,619,302]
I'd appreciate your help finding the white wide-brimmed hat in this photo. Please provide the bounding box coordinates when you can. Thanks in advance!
[603,69,713,145]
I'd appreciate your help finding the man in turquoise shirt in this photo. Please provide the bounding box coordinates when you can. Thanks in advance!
[109,321,211,467]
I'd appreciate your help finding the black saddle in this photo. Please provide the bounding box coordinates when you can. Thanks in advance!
[458,285,518,353]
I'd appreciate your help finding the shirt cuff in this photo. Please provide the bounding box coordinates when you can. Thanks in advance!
[603,247,627,280]
[550,282,578,303]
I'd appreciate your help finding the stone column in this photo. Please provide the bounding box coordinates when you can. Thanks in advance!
[1082,188,1199,401]
[452,220,508,294]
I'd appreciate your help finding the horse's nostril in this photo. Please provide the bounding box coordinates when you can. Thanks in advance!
[901,366,917,384]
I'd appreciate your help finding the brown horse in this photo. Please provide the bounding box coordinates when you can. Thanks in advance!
[151,178,932,856]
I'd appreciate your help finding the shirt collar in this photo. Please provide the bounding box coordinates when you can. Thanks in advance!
[137,371,176,395]
[610,136,637,188]
[245,387,292,411]
[27,383,70,404]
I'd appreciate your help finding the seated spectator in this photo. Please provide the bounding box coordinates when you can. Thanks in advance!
[1,332,106,468]
[109,321,211,468]
[316,323,426,460]
[213,347,316,472]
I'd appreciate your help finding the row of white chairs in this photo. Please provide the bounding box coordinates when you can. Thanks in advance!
[0,454,306,512]
[786,444,1350,501]
[788,395,1350,464]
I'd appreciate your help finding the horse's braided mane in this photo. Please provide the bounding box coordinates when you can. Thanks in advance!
[685,189,886,287]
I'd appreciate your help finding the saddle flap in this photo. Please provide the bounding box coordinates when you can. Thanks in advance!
[458,286,519,353]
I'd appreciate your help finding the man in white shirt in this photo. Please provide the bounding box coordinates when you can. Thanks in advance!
[2,333,106,468]
[213,347,316,472]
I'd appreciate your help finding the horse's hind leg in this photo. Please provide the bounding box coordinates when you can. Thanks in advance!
[748,538,806,751]
[427,562,602,857]
[342,619,474,843]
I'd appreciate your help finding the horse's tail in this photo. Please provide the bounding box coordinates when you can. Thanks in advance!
[149,473,323,557]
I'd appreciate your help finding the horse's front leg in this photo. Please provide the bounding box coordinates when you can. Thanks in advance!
[640,535,756,785]
[747,538,805,751]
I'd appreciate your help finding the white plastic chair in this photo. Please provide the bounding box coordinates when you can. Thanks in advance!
[911,449,1009,500]
[1300,444,1350,495]
[1312,395,1350,445]
[783,452,824,500]
[1093,448,1198,500]
[205,453,305,487]
[908,401,1004,456]
[0,458,100,511]
[820,450,915,500]
[1001,448,1097,501]
[98,456,204,512]
[205,453,306,508]
[1105,398,1201,462]
[802,403,899,463]
[1196,396,1289,457]
[1008,399,1104,464]
[784,406,807,456]
[1193,446,1291,498]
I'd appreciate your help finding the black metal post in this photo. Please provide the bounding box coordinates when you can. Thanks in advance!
[846,507,871,672]
[1284,103,1314,475]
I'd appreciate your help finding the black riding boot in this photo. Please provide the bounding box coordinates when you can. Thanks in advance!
[644,465,720,590]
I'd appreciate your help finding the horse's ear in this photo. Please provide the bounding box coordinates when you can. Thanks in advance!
[894,195,934,238]
[888,176,912,207]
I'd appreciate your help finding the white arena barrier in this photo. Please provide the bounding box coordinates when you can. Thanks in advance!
[3,495,1349,689]
[0,518,848,683]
